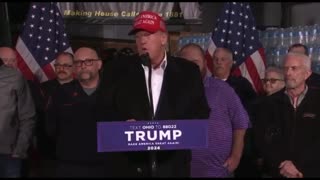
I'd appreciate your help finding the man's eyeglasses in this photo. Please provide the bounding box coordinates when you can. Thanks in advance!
[262,78,284,84]
[54,63,73,69]
[74,59,100,67]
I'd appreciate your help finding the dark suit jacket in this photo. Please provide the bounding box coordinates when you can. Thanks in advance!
[38,79,76,158]
[226,75,257,112]
[104,54,210,177]
[307,72,320,89]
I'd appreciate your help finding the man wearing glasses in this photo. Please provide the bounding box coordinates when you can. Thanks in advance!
[41,52,75,102]
[261,66,285,96]
[36,51,74,177]
[252,66,285,177]
[46,47,118,177]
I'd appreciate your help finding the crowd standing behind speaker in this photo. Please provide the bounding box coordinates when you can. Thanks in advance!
[2,11,320,177]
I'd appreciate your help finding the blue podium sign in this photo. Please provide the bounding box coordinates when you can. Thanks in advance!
[97,119,208,152]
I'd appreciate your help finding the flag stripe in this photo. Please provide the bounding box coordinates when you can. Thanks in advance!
[15,2,72,83]
[205,40,216,74]
[239,60,253,84]
[16,49,36,81]
[205,2,266,94]
[242,58,257,92]
[16,38,49,82]
[251,49,266,79]
[207,39,216,57]
[41,63,55,80]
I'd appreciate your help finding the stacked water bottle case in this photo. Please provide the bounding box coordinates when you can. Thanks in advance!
[177,25,320,74]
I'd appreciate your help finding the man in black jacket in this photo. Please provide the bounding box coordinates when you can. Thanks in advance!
[254,52,320,178]
[107,11,210,177]
[46,47,120,177]
[35,51,75,177]
[40,52,75,102]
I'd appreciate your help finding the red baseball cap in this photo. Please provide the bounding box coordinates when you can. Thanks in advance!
[128,11,167,35]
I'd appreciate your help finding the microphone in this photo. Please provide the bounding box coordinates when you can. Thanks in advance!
[140,53,157,177]
[140,53,151,67]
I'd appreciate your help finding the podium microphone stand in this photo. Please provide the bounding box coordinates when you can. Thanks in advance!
[141,53,157,177]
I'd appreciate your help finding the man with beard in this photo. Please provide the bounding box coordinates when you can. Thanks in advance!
[287,43,320,89]
[45,47,119,177]
[254,52,320,177]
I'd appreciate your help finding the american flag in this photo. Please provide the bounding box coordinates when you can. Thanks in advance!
[15,2,73,82]
[205,2,266,94]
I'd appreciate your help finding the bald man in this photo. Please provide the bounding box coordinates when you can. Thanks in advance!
[45,47,121,177]
[212,47,258,177]
[178,43,249,177]
[0,47,55,178]
[73,47,102,88]
[0,47,36,177]
[0,47,17,68]
[0,47,41,100]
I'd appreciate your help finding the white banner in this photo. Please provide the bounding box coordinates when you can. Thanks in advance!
[57,2,201,20]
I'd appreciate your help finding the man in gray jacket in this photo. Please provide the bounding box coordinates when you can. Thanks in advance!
[0,50,36,177]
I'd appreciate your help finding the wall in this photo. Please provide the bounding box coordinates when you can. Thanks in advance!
[262,2,282,28]
[65,2,283,41]
[291,3,320,26]
[65,2,222,40]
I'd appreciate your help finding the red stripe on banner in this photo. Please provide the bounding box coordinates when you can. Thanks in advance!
[42,63,56,80]
[16,51,36,81]
[245,56,264,94]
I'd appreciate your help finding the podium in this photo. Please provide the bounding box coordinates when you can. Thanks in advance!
[97,119,209,152]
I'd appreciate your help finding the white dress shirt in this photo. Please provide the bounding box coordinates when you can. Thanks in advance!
[142,53,167,115]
